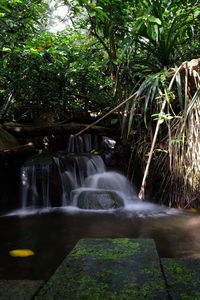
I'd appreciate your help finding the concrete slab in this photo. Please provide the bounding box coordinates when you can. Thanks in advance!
[161,258,200,300]
[0,280,43,300]
[35,238,168,300]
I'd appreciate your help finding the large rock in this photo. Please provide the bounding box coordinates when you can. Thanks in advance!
[35,239,168,299]
[0,127,19,149]
[77,189,124,209]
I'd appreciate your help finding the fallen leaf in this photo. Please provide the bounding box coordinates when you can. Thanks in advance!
[9,249,35,257]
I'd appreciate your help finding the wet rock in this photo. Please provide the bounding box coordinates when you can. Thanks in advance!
[77,189,124,209]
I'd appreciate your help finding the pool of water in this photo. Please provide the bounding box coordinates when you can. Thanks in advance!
[1,205,200,280]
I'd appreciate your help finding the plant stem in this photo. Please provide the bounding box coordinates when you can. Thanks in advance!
[138,92,167,200]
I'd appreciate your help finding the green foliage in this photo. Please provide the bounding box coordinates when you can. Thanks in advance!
[133,0,199,66]
[0,0,199,125]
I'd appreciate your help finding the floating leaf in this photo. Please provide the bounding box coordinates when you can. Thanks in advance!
[9,249,35,257]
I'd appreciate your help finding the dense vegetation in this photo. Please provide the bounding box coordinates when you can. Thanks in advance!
[0,0,199,207]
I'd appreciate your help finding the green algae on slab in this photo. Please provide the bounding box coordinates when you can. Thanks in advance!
[0,280,44,300]
[161,258,200,300]
[35,239,168,300]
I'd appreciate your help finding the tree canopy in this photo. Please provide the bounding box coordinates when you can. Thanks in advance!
[0,0,199,122]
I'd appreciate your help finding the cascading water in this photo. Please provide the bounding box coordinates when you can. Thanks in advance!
[67,134,103,153]
[18,133,137,212]
[72,171,135,209]
[20,153,106,209]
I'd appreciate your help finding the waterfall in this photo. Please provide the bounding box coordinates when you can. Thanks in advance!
[67,133,115,153]
[83,172,134,205]
[21,161,52,209]
[19,134,136,211]
[20,153,107,209]
[67,134,99,153]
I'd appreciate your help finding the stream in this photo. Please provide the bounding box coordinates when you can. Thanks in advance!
[0,134,200,280]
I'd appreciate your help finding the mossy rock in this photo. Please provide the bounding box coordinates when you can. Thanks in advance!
[0,127,19,149]
[161,258,200,300]
[35,239,168,300]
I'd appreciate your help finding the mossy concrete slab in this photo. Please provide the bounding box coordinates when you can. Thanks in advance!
[161,258,200,300]
[35,238,168,300]
[0,280,43,300]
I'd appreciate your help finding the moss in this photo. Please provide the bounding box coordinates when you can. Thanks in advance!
[69,239,141,260]
[161,258,200,300]
[36,239,168,300]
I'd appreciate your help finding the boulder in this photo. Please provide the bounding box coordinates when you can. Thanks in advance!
[77,189,124,209]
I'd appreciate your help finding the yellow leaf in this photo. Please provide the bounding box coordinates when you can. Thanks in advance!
[189,208,198,213]
[9,249,35,257]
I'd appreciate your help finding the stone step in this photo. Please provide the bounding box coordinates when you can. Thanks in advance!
[0,280,43,300]
[161,258,200,300]
[34,238,168,300]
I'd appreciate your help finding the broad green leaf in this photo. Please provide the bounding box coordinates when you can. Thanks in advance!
[0,5,10,13]
[148,16,161,25]
[89,11,96,17]
[194,9,200,18]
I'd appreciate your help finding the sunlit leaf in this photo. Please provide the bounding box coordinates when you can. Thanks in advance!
[2,47,11,52]
[148,16,161,25]
[155,149,168,153]
[170,138,183,143]
[194,9,200,18]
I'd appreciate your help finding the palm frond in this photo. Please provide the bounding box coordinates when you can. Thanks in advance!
[186,86,200,118]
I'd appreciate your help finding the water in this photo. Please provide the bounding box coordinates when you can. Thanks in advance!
[1,134,200,280]
[19,153,107,210]
[19,147,137,211]
[67,134,115,153]
[1,208,200,280]
[19,133,116,211]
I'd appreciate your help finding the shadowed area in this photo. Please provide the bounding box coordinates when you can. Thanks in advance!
[1,208,200,280]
